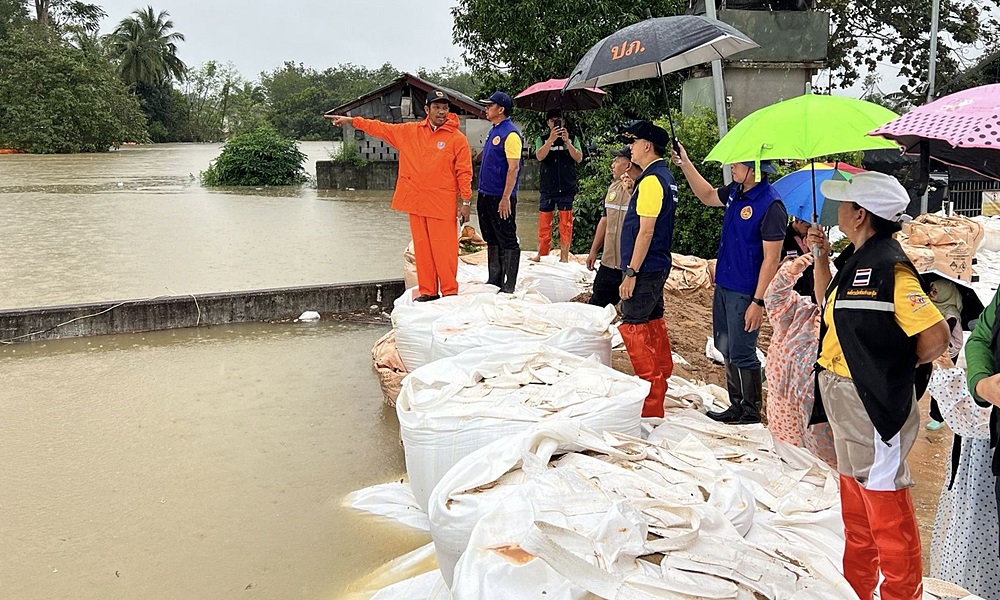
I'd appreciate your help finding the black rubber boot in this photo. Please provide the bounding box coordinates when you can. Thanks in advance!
[707,360,744,423]
[734,367,763,424]
[486,245,503,288]
[500,249,520,293]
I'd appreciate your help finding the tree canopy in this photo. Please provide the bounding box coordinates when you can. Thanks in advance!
[106,5,187,88]
[0,24,147,152]
[814,0,998,99]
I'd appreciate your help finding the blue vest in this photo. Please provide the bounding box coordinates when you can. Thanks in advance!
[478,119,522,196]
[620,159,677,274]
[715,178,782,295]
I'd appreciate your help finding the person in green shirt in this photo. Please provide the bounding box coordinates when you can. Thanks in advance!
[962,286,1000,557]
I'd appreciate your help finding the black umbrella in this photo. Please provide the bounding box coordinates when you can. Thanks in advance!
[563,15,757,143]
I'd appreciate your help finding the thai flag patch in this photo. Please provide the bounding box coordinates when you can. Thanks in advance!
[853,268,872,287]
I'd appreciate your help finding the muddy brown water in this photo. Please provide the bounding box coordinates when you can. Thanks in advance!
[0,322,432,599]
[0,143,539,309]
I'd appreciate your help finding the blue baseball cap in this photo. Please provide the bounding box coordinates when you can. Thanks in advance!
[480,91,513,115]
[740,160,777,174]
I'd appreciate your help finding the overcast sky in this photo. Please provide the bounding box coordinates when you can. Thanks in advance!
[96,0,466,78]
[93,0,919,96]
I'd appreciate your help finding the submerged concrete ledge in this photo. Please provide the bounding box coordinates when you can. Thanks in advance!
[0,279,405,343]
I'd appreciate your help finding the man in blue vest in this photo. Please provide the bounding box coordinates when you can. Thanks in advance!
[672,145,787,424]
[477,91,523,293]
[618,121,678,418]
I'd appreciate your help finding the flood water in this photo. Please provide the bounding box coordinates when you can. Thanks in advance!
[0,144,544,598]
[0,322,428,599]
[0,143,539,309]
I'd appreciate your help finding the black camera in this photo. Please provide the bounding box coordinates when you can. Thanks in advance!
[553,118,562,128]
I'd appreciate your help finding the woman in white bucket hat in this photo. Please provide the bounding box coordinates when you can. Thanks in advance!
[807,171,950,600]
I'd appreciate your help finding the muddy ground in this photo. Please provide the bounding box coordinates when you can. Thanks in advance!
[609,286,948,571]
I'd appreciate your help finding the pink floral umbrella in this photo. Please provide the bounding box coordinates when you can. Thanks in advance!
[870,83,1000,181]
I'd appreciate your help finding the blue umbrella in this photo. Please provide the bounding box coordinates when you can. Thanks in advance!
[773,162,866,226]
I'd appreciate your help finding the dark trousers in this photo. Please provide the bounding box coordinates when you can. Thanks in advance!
[712,284,761,370]
[539,194,574,212]
[620,270,668,325]
[477,193,520,250]
[590,264,623,308]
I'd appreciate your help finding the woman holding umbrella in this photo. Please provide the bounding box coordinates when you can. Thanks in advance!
[807,171,949,600]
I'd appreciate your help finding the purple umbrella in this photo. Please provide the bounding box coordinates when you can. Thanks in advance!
[870,83,1000,181]
[514,78,606,112]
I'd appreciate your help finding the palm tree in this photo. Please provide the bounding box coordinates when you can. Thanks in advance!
[106,5,186,88]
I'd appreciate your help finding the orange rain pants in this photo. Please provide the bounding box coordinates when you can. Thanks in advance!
[410,214,459,297]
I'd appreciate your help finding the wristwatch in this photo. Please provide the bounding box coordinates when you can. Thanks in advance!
[461,200,471,206]
[751,297,765,308]
[624,267,637,277]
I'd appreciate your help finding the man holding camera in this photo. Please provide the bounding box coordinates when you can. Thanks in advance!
[532,109,583,262]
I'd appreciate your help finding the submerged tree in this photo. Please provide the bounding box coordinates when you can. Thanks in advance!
[106,5,187,88]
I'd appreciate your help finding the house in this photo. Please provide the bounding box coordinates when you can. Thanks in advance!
[324,73,489,162]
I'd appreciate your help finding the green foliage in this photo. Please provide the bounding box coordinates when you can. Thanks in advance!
[818,0,1000,100]
[656,109,731,259]
[417,58,480,98]
[106,6,187,88]
[259,61,401,141]
[0,24,147,153]
[201,127,307,187]
[0,0,28,39]
[29,0,105,32]
[452,0,686,144]
[568,109,732,259]
[569,139,617,255]
[329,142,368,167]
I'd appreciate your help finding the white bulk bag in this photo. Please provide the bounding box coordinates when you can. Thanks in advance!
[391,286,549,371]
[397,344,648,512]
[428,420,855,599]
[453,251,594,303]
[429,300,615,366]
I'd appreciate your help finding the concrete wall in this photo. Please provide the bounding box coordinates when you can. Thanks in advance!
[0,280,406,343]
[316,160,541,191]
[682,64,813,120]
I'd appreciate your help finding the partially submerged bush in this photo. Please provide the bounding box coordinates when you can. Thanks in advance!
[201,127,307,186]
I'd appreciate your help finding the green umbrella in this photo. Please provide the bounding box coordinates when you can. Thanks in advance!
[704,94,899,225]
[705,94,899,168]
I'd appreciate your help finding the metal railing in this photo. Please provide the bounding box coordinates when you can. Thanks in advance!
[950,179,1000,217]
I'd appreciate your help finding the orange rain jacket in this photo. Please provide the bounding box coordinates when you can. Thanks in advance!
[351,113,473,220]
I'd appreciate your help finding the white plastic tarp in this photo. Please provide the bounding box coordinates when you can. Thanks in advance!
[428,418,852,598]
[391,286,550,371]
[397,344,648,512]
[428,300,616,366]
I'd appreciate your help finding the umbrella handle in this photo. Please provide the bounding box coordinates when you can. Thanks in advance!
[811,220,823,258]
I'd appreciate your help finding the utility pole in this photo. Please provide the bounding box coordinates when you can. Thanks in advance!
[921,0,941,214]
[704,0,733,184]
[927,0,941,104]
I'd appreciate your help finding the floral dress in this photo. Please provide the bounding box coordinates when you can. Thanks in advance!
[927,367,1000,600]
[763,255,838,468]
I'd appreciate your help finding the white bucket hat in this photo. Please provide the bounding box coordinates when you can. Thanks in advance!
[820,172,913,223]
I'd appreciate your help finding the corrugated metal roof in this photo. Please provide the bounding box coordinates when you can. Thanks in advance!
[324,73,486,119]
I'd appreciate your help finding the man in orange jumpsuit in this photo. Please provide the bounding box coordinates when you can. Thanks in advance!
[329,89,474,301]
